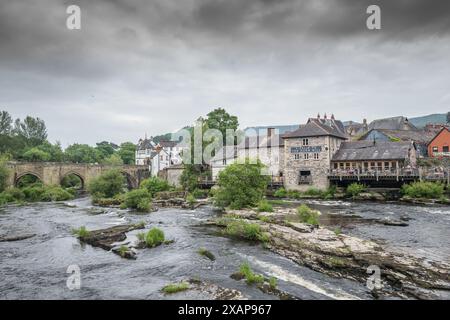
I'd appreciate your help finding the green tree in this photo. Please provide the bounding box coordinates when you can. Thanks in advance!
[13,116,48,147]
[35,141,64,162]
[214,159,269,209]
[140,176,171,196]
[0,156,10,192]
[95,141,118,160]
[0,111,13,135]
[206,108,239,138]
[22,148,51,162]
[64,144,101,163]
[101,154,124,166]
[87,169,125,198]
[117,142,136,165]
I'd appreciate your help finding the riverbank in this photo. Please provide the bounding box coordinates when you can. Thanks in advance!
[211,207,450,299]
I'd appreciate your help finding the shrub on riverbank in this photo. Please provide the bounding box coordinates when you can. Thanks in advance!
[401,181,445,199]
[0,185,74,204]
[346,183,365,198]
[123,188,152,211]
[297,204,320,226]
[214,160,270,209]
[257,200,273,212]
[88,169,125,199]
[140,177,171,196]
[273,188,287,198]
[72,226,90,239]
[222,219,269,243]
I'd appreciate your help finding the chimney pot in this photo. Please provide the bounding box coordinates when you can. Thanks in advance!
[317,113,320,119]
[331,114,335,120]
[324,113,327,119]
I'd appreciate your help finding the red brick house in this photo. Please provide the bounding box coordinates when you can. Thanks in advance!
[427,127,450,157]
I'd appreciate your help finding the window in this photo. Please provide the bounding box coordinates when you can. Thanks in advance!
[443,146,449,153]
[333,163,338,169]
[223,159,227,165]
[294,154,300,160]
[298,170,311,185]
[384,162,390,170]
[432,146,438,152]
[302,138,309,146]
[313,153,319,160]
[304,153,309,160]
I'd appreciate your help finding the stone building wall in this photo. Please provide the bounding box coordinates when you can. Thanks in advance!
[283,136,344,191]
[237,146,284,176]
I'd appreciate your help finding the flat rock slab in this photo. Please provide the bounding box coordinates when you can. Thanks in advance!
[0,234,36,242]
[80,224,144,251]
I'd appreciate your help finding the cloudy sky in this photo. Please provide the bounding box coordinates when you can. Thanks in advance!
[0,0,449,146]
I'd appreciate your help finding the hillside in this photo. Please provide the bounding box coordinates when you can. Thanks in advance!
[409,113,448,128]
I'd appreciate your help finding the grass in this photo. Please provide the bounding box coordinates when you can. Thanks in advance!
[257,200,273,212]
[346,183,366,198]
[239,262,264,285]
[198,248,216,261]
[118,245,128,257]
[297,204,320,226]
[269,276,277,289]
[273,188,287,198]
[257,215,274,223]
[145,228,165,247]
[72,226,90,239]
[268,199,287,205]
[223,220,270,243]
[334,227,342,235]
[162,282,190,294]
[186,193,196,207]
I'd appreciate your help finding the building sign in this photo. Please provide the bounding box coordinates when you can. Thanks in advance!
[291,146,322,153]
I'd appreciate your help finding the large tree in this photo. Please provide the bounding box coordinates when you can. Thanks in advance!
[206,108,239,140]
[95,141,118,160]
[0,111,13,135]
[14,116,48,147]
[64,144,101,163]
[117,142,136,165]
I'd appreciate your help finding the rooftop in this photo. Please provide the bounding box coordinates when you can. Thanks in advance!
[332,141,414,161]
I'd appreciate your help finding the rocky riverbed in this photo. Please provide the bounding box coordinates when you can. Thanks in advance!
[212,207,450,299]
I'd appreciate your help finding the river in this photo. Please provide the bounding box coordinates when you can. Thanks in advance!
[0,198,449,300]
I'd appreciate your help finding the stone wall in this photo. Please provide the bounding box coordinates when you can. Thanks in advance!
[283,136,344,191]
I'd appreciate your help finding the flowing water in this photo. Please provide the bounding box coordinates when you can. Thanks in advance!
[0,198,449,300]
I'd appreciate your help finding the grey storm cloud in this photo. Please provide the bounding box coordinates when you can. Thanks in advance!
[0,0,449,145]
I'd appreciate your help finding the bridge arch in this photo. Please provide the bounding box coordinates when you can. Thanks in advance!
[60,171,85,190]
[15,172,43,188]
[121,171,138,190]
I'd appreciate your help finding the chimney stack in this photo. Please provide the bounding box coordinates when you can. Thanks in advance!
[267,127,275,138]
[317,113,320,119]
[331,114,335,120]
[324,113,327,119]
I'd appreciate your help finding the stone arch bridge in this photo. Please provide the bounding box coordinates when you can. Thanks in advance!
[5,162,150,190]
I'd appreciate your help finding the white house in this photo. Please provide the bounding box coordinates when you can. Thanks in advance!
[135,137,183,176]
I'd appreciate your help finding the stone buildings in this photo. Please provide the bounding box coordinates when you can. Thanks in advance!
[135,137,182,176]
[282,115,347,190]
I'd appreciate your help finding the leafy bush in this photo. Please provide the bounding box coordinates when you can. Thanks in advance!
[2,187,25,202]
[22,148,51,162]
[286,190,301,199]
[322,186,337,200]
[0,158,10,193]
[334,227,342,235]
[123,188,152,211]
[40,186,74,202]
[239,262,264,285]
[223,219,269,243]
[21,185,46,202]
[186,193,196,207]
[297,204,320,226]
[273,188,287,198]
[145,227,165,247]
[257,200,273,212]
[214,160,270,209]
[192,188,208,199]
[118,245,129,257]
[162,282,190,294]
[88,169,125,198]
[346,183,365,198]
[72,226,90,239]
[140,177,171,197]
[401,181,445,199]
[304,188,323,197]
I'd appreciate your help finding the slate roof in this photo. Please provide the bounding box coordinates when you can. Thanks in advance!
[427,127,450,146]
[159,140,177,148]
[332,141,414,161]
[244,125,300,136]
[368,116,418,131]
[359,129,435,144]
[283,118,348,139]
[137,138,156,151]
